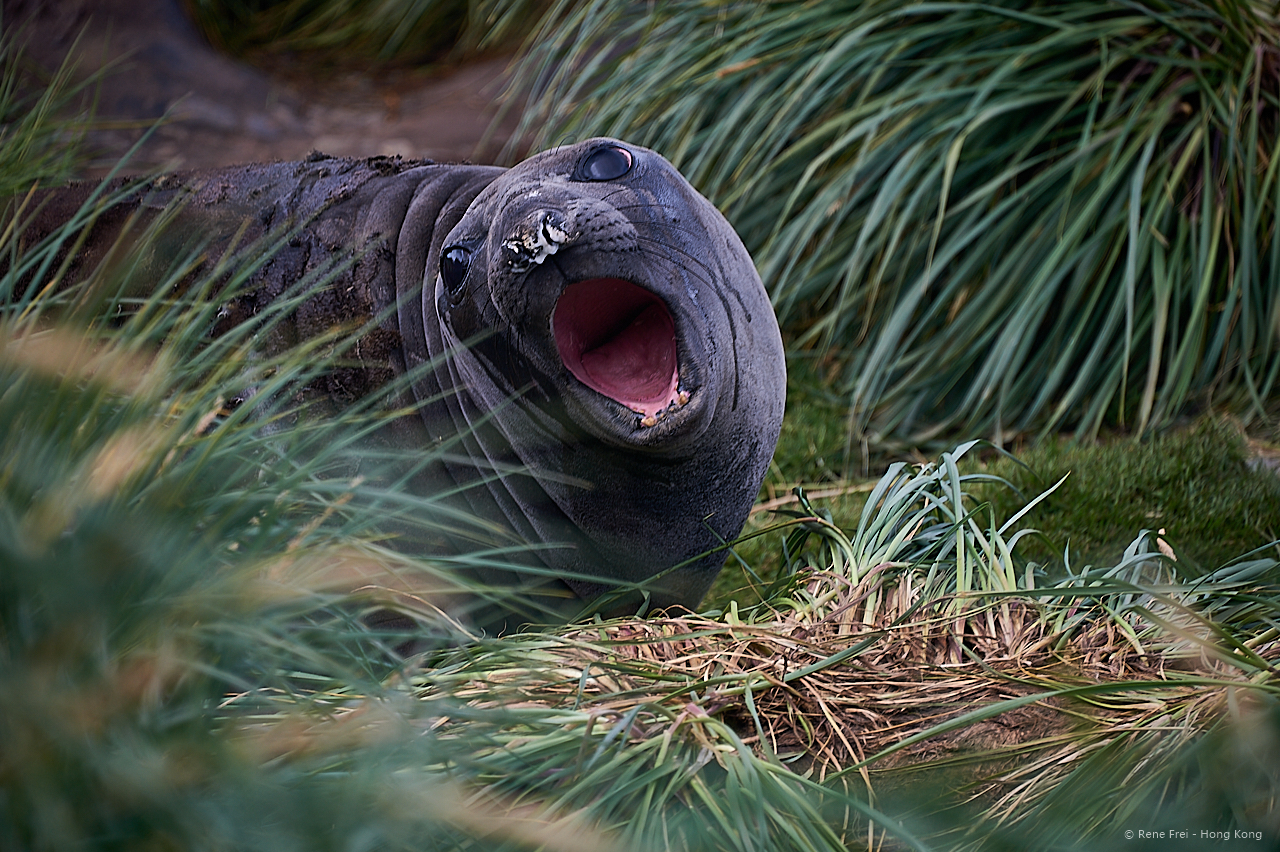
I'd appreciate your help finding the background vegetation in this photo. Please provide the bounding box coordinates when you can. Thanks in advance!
[184,0,1280,455]
[499,0,1280,455]
[0,29,93,198]
[185,0,549,67]
[5,1,1280,849]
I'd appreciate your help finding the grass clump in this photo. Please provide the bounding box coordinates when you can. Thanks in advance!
[5,23,1280,851]
[718,372,1280,609]
[186,0,550,67]
[4,201,1279,847]
[401,441,1280,850]
[502,0,1280,449]
[0,176,632,849]
[0,32,95,197]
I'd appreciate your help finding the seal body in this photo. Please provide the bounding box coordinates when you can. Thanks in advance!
[13,139,787,617]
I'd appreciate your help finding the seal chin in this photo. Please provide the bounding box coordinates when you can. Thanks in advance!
[552,277,687,422]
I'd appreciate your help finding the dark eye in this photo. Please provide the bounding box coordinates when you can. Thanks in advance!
[577,145,633,181]
[440,245,472,299]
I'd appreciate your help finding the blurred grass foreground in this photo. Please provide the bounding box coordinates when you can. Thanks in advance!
[3,3,1280,851]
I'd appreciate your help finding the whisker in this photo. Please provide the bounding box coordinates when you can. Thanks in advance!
[635,219,715,243]
[633,234,718,288]
[599,186,631,205]
[607,204,717,243]
[610,200,686,215]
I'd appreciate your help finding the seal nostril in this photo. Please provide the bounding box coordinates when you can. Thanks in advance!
[440,245,472,299]
[502,211,570,272]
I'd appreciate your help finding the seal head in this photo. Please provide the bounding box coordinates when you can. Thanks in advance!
[414,138,786,611]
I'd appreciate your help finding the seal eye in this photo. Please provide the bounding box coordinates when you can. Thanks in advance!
[577,145,633,181]
[440,245,472,299]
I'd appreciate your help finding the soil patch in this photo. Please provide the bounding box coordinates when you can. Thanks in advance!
[5,0,522,175]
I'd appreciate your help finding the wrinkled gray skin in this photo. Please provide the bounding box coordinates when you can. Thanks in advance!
[20,138,786,618]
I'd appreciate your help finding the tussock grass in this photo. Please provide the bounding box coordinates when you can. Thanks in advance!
[386,444,1279,848]
[730,409,1280,605]
[0,32,94,197]
[187,0,550,66]
[502,0,1280,450]
[4,22,1280,850]
[0,173,620,848]
[4,225,1278,846]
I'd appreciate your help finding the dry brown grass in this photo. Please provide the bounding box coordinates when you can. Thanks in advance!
[412,566,1276,816]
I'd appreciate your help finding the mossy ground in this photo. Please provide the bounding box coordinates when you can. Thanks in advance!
[969,418,1280,573]
[709,373,1280,609]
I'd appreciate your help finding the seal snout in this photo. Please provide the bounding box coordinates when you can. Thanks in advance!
[502,209,570,273]
[552,278,685,422]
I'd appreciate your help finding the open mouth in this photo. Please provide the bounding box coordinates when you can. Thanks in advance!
[552,278,681,418]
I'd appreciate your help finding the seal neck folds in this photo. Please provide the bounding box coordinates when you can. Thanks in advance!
[413,137,786,609]
[552,278,684,422]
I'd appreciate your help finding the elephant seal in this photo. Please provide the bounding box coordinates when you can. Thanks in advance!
[10,139,787,620]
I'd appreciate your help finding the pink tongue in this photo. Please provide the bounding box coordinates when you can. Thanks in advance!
[553,278,680,416]
[578,303,677,407]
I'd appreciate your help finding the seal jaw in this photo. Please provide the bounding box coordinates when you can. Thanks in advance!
[552,277,685,420]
